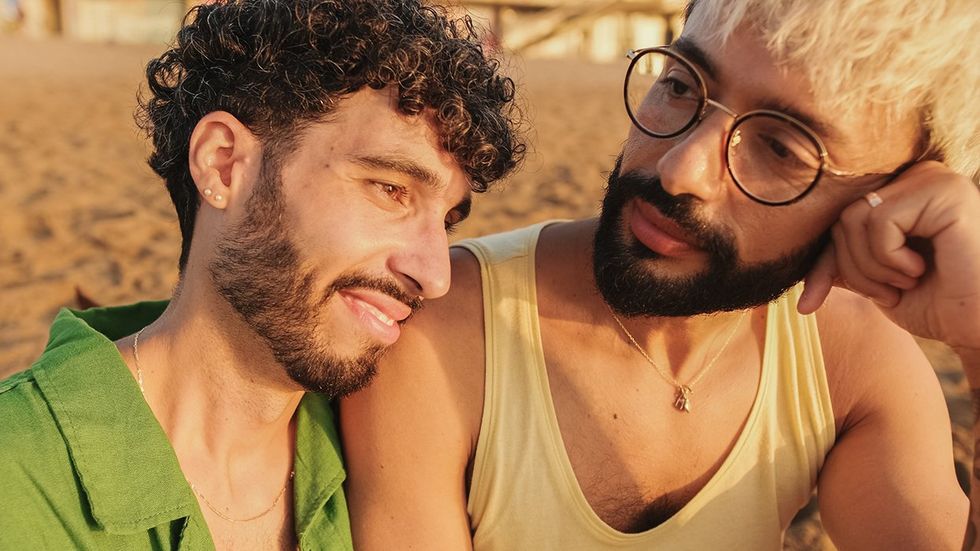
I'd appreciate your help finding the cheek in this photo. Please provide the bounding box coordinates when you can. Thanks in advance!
[730,205,836,264]
[621,131,669,173]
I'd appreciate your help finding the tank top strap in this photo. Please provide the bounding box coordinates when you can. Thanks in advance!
[456,224,836,550]
[454,221,558,534]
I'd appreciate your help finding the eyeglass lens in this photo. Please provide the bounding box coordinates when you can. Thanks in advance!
[626,49,824,203]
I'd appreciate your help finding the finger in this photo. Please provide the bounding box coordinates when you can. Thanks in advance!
[798,242,838,315]
[838,202,919,289]
[865,206,928,278]
[832,223,901,308]
[862,162,968,277]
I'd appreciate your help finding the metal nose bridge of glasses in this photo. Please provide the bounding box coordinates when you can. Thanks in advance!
[623,46,914,206]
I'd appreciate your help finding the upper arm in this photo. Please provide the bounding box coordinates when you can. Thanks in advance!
[340,247,486,550]
[816,289,968,550]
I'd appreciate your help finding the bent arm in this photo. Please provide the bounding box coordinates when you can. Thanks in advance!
[816,296,968,550]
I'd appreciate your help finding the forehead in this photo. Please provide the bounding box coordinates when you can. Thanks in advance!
[315,88,448,160]
[269,88,474,215]
[679,13,827,130]
[678,6,920,164]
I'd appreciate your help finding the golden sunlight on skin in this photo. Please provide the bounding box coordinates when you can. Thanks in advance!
[260,88,471,356]
[619,18,921,276]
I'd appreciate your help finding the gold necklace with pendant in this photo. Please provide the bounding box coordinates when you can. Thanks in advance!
[607,306,747,413]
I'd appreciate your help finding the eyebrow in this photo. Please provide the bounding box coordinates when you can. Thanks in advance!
[348,154,445,192]
[672,36,720,82]
[349,153,473,221]
[756,97,845,147]
[671,36,845,147]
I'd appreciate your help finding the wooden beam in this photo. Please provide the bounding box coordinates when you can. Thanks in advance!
[435,0,679,9]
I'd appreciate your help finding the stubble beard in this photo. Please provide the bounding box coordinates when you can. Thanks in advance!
[208,155,420,398]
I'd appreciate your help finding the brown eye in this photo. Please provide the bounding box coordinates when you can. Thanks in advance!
[374,181,407,203]
[445,210,464,234]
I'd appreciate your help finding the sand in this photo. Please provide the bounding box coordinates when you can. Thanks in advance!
[0,34,970,549]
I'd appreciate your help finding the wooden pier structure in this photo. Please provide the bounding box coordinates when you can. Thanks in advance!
[439,0,686,62]
[7,0,686,62]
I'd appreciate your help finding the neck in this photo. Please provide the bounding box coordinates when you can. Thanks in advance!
[546,218,757,379]
[118,270,302,475]
[610,306,750,379]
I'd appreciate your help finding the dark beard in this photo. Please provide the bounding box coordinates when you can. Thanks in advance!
[593,159,827,317]
[209,155,421,398]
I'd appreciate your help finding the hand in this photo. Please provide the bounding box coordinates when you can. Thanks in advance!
[798,161,980,361]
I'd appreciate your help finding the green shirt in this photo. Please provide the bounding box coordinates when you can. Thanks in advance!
[0,302,352,550]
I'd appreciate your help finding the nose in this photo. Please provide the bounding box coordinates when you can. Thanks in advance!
[655,107,732,202]
[388,216,452,300]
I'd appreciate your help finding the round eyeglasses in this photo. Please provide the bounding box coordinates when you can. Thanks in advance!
[624,46,912,206]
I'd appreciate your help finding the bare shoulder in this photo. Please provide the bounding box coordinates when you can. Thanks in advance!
[339,245,488,548]
[813,292,966,548]
[814,287,942,433]
[342,243,486,449]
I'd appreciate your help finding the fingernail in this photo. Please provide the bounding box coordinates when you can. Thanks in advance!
[890,279,914,290]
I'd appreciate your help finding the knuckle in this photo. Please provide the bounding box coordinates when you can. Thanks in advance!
[839,204,863,225]
[830,222,847,242]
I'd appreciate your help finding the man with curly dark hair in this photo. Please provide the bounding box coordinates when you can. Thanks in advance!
[0,0,523,549]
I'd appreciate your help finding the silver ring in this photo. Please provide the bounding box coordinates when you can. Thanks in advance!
[864,191,883,208]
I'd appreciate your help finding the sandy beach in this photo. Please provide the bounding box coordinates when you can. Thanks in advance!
[0,34,970,549]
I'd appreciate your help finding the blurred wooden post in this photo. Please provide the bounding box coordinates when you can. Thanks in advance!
[490,5,502,47]
[44,0,61,33]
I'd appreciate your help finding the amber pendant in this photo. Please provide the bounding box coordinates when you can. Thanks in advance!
[673,386,693,413]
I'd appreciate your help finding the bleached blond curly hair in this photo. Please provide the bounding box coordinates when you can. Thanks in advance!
[688,0,980,184]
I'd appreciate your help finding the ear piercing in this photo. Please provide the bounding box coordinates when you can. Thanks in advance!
[203,187,224,204]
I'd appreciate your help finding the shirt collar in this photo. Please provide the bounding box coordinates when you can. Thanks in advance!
[32,302,198,534]
[294,392,348,544]
[33,303,348,541]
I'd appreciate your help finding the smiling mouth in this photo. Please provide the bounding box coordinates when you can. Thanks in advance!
[359,300,396,326]
[335,288,416,347]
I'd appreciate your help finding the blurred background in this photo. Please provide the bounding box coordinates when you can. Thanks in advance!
[3,0,686,56]
[0,1,970,549]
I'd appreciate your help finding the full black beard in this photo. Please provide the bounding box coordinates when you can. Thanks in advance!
[593,159,828,317]
[209,155,421,398]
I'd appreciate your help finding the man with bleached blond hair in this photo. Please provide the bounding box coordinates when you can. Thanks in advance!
[342,0,980,548]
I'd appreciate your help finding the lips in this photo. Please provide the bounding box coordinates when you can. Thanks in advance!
[338,289,414,346]
[627,198,700,257]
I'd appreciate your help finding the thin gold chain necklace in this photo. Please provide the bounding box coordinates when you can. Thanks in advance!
[606,307,747,413]
[132,327,294,523]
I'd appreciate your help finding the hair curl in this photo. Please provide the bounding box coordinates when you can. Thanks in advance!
[138,0,525,271]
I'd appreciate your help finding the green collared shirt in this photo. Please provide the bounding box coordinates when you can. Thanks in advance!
[0,302,352,550]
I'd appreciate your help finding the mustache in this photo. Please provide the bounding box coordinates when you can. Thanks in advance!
[607,167,735,257]
[324,272,424,322]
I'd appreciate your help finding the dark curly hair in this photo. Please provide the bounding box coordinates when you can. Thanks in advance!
[138,0,525,271]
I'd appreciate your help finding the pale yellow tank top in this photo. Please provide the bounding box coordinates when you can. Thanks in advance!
[456,222,836,550]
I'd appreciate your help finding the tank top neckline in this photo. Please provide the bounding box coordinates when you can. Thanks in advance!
[522,221,776,541]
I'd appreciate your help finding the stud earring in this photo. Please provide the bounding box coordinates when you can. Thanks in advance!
[203,188,213,197]
[215,194,224,202]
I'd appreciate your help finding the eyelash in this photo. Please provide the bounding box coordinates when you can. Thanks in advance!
[445,219,459,236]
[375,181,408,203]
[373,180,464,235]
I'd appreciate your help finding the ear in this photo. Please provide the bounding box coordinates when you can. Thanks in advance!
[187,112,261,211]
